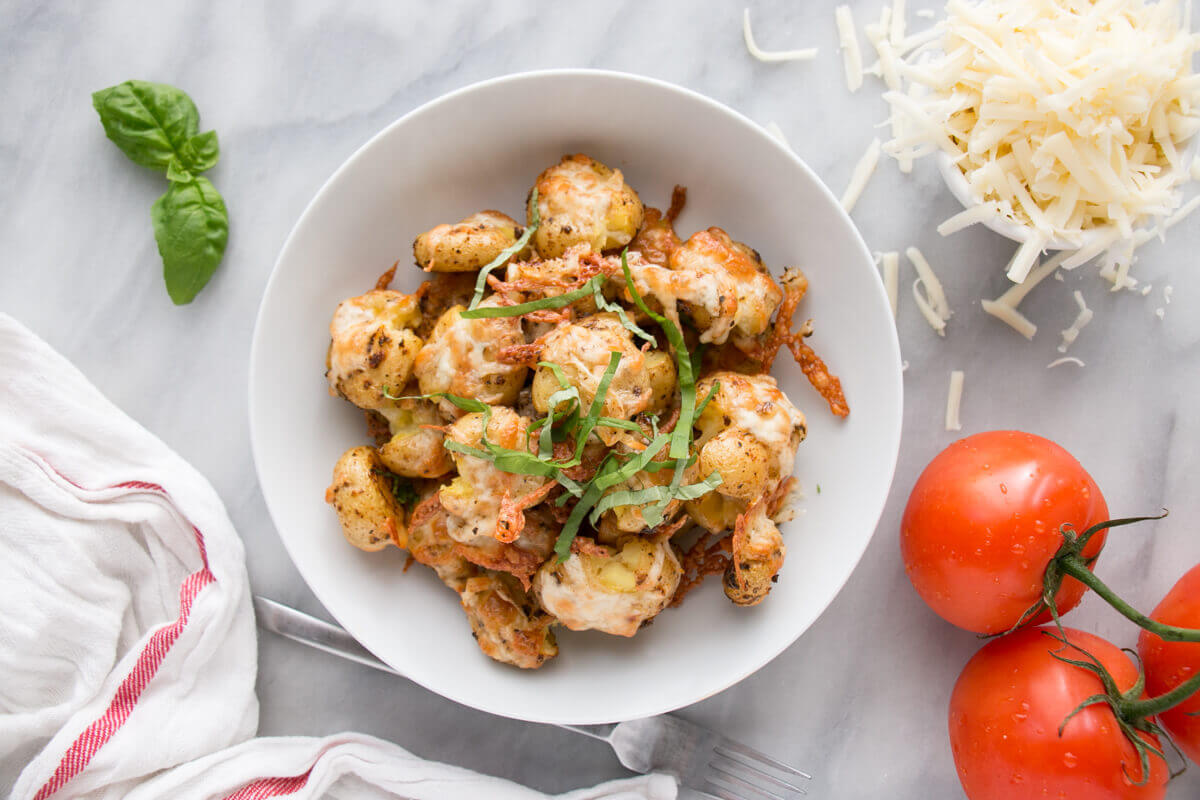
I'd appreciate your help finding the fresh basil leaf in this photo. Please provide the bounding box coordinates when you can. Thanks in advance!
[151,176,228,305]
[181,130,220,173]
[165,157,193,183]
[92,80,201,173]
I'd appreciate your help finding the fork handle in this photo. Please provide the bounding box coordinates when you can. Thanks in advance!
[555,723,618,741]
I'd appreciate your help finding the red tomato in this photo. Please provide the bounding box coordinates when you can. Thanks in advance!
[1138,563,1200,765]
[950,626,1169,800]
[901,431,1109,634]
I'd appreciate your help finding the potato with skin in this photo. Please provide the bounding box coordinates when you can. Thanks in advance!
[377,398,453,479]
[724,500,786,607]
[413,210,524,273]
[530,154,644,258]
[531,313,668,443]
[439,407,546,547]
[672,228,782,342]
[325,446,405,552]
[461,573,558,669]
[414,301,527,418]
[626,228,783,346]
[533,536,681,637]
[327,290,423,411]
[406,504,558,668]
[685,371,805,534]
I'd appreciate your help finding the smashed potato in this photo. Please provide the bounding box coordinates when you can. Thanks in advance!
[531,154,644,257]
[327,291,423,411]
[325,446,404,552]
[533,536,681,637]
[414,210,524,273]
[414,301,527,415]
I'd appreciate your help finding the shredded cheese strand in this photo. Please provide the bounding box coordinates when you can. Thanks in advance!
[836,5,865,92]
[841,138,882,212]
[906,246,952,335]
[743,8,818,62]
[878,251,899,316]
[945,370,964,431]
[1057,290,1094,353]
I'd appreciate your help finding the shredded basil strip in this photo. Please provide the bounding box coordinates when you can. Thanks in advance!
[620,249,695,460]
[595,416,644,433]
[551,434,675,560]
[540,385,580,459]
[643,456,692,528]
[554,481,606,561]
[570,352,622,459]
[588,470,723,526]
[694,380,721,418]
[592,278,657,346]
[461,275,604,319]
[465,187,539,311]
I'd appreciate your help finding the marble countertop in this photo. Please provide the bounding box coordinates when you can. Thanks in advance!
[5,1,1200,797]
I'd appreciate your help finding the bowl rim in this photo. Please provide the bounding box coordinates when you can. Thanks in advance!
[248,67,904,723]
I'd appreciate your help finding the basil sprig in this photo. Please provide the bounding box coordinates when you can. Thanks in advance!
[92,80,229,305]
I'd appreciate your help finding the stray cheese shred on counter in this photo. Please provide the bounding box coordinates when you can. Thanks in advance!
[743,8,818,62]
[945,369,964,431]
[906,246,953,335]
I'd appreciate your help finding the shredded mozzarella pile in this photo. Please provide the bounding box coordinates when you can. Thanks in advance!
[945,369,964,431]
[880,0,1200,263]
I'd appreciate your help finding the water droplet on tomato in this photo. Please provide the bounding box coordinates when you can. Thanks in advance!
[999,483,1008,494]
[1063,752,1078,768]
[1011,543,1026,555]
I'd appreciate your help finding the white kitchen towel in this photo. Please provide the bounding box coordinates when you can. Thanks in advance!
[0,311,674,800]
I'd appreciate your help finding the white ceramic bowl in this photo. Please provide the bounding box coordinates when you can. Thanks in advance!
[249,70,903,724]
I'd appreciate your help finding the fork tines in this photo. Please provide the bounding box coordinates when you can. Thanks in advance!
[701,740,812,799]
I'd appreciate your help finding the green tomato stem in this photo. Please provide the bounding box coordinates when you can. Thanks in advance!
[1058,555,1200,643]
[1120,668,1200,720]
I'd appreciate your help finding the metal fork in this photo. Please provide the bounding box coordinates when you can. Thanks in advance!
[254,596,812,799]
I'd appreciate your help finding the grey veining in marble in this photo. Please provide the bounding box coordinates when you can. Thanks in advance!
[4,1,1200,797]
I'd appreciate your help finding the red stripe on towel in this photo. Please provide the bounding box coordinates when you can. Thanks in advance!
[222,768,315,800]
[32,479,215,800]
